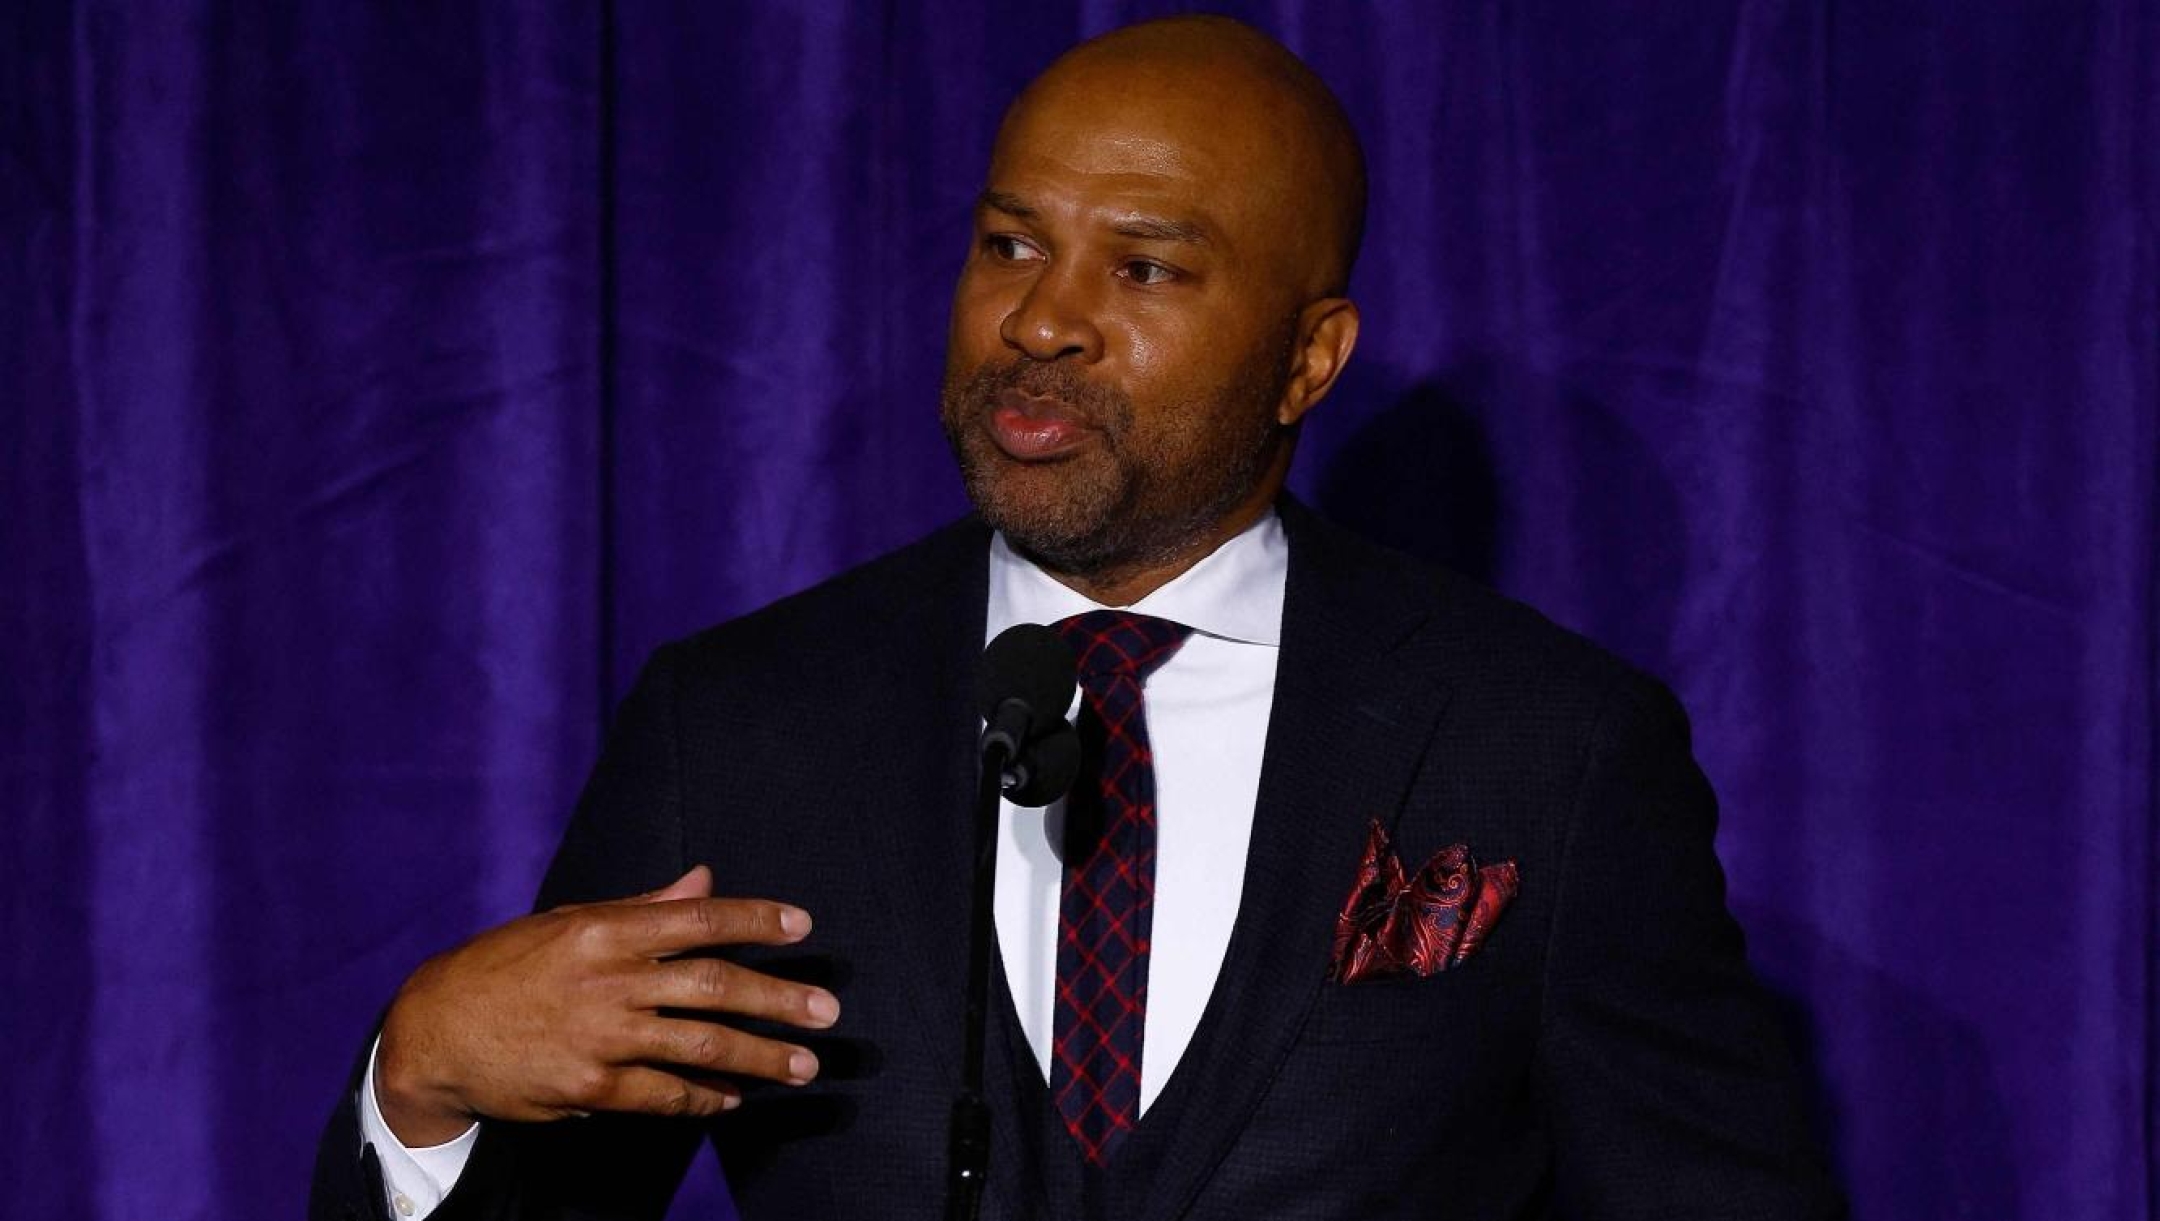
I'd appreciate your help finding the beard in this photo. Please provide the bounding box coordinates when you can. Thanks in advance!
[937,343,1293,579]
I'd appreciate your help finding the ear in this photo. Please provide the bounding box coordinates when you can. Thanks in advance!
[1278,297,1360,427]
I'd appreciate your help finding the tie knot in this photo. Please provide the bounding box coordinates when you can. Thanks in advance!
[1054,610,1193,680]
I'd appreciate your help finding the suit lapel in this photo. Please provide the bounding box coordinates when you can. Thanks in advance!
[855,521,985,1075]
[851,507,1453,1219]
[1111,501,1454,1221]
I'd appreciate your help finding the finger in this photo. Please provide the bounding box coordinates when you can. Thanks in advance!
[622,896,811,957]
[590,1065,743,1119]
[622,865,714,905]
[627,1015,820,1085]
[546,866,712,917]
[638,957,840,1029]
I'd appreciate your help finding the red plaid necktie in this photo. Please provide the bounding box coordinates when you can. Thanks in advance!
[1049,610,1193,1166]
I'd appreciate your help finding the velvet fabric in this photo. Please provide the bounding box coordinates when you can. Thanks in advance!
[5,3,2153,1219]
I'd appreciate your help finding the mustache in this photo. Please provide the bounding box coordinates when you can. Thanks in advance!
[952,360,1132,430]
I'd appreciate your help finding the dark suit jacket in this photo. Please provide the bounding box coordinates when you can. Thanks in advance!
[313,499,1842,1220]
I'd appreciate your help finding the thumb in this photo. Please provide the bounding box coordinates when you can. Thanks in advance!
[624,864,714,905]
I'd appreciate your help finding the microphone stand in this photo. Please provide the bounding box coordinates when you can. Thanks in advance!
[944,735,1010,1221]
[948,626,1076,1221]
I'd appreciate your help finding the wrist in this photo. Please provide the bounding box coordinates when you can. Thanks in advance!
[375,1013,475,1147]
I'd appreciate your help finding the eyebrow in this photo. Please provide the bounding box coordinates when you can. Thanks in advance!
[977,189,1039,220]
[1110,214,1210,244]
[976,190,1212,246]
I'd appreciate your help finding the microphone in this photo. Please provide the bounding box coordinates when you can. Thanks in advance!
[975,624,1080,804]
[948,625,1081,1221]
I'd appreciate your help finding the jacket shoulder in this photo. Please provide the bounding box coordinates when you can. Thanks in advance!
[1287,503,1678,725]
[647,516,990,693]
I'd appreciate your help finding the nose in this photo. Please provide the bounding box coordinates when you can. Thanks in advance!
[998,263,1103,363]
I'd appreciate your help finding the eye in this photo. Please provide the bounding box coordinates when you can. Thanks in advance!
[1120,260,1177,286]
[983,234,1044,263]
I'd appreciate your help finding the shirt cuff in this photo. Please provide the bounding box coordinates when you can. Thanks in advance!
[358,1036,480,1219]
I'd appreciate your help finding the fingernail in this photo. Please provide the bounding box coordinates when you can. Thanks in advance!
[788,1050,819,1082]
[806,991,840,1024]
[720,1090,743,1111]
[780,908,811,937]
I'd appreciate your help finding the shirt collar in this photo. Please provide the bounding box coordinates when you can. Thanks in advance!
[985,510,1287,647]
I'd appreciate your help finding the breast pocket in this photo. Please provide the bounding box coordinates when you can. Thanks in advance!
[1299,954,1501,1047]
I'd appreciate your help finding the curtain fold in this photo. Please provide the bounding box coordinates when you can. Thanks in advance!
[6,4,607,1215]
[5,2,2153,1218]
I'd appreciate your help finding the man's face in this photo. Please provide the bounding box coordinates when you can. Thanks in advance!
[939,68,1313,578]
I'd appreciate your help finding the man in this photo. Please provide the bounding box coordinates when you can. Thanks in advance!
[313,16,1840,1221]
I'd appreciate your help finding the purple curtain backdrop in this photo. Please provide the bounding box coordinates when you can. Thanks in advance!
[6,3,2155,1220]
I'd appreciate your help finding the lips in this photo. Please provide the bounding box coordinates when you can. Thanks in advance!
[986,388,1097,461]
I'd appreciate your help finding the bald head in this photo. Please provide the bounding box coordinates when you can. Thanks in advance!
[942,16,1367,602]
[996,15,1367,297]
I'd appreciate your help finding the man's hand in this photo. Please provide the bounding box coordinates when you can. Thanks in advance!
[373,865,837,1146]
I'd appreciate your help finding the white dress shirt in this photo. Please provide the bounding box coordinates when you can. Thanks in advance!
[361,513,1286,1217]
[360,1039,480,1218]
[986,513,1282,1108]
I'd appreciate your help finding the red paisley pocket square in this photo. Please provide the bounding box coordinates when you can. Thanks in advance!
[1328,819,1520,984]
